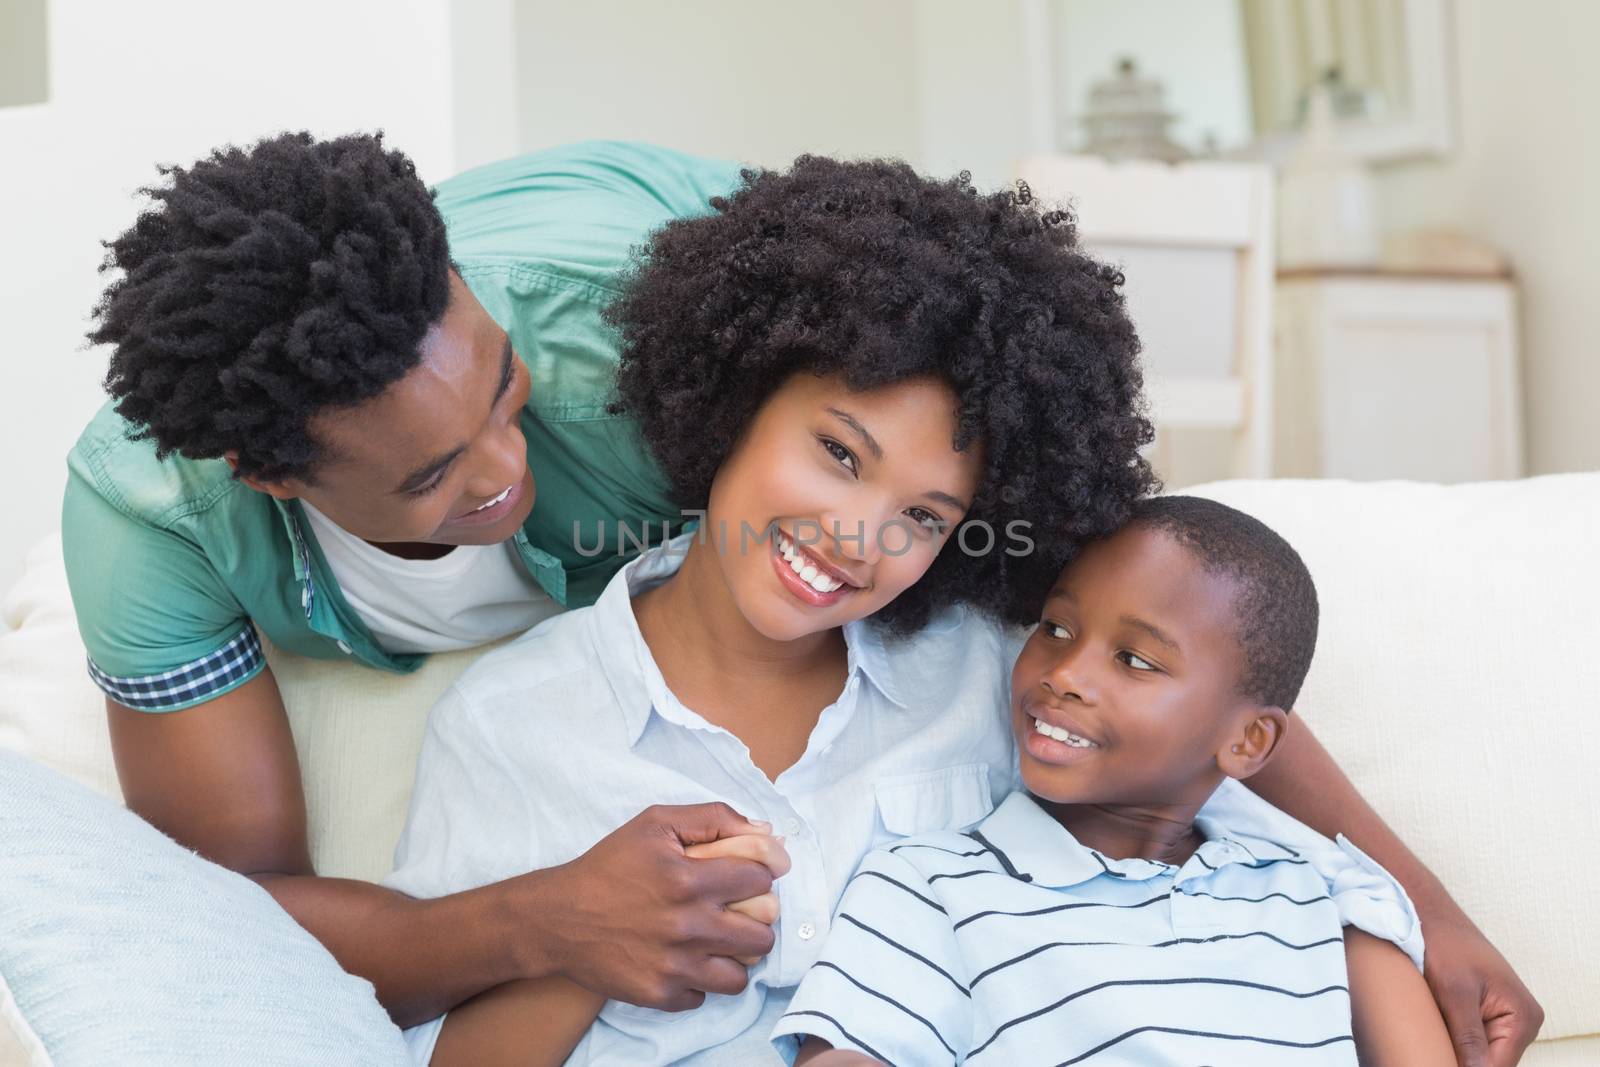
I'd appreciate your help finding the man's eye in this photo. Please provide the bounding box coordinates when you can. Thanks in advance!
[1119,650,1157,672]
[819,437,858,475]
[406,476,446,499]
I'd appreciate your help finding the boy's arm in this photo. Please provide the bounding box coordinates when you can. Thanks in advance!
[795,1038,882,1065]
[425,834,786,1065]
[1345,929,1455,1067]
[1247,717,1543,1066]
[431,977,605,1067]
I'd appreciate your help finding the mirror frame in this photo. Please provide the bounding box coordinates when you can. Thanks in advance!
[1245,0,1455,163]
[1019,0,1456,165]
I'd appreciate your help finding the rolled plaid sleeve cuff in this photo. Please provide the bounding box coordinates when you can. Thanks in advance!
[87,627,266,712]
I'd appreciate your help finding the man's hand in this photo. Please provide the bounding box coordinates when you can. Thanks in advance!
[1422,907,1544,1067]
[685,833,791,964]
[526,802,785,1011]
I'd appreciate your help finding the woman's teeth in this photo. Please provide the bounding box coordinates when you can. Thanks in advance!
[472,485,513,512]
[1033,716,1098,748]
[777,532,845,594]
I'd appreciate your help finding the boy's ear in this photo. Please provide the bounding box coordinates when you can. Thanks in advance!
[1216,705,1289,781]
[225,451,304,501]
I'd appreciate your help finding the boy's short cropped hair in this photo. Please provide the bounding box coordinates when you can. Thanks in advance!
[1130,495,1319,710]
[605,155,1159,634]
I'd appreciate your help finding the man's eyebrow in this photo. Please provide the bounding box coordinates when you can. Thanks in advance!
[826,407,883,461]
[492,336,515,402]
[394,338,514,495]
[1121,615,1181,653]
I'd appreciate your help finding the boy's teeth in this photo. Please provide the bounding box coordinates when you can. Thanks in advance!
[1033,716,1097,748]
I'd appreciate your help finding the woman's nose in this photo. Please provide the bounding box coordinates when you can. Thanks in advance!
[816,516,872,566]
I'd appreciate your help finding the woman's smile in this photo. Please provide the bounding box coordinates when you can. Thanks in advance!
[770,528,861,607]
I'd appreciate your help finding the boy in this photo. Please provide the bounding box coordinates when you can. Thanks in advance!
[777,496,1454,1066]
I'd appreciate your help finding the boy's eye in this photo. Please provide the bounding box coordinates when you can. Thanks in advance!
[819,437,857,475]
[1118,650,1158,672]
[1043,621,1071,640]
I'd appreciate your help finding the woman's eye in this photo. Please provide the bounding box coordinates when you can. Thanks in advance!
[1119,650,1158,672]
[820,437,857,474]
[905,506,944,531]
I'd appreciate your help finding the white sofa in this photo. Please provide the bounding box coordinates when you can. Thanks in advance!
[3,476,1597,1065]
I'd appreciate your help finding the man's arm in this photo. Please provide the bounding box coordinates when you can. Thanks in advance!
[1247,718,1544,1067]
[108,669,779,1028]
[1346,928,1455,1067]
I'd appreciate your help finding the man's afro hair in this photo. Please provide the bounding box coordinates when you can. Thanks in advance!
[607,155,1159,634]
[89,131,452,482]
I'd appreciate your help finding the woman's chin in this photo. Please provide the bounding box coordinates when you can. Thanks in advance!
[738,590,858,643]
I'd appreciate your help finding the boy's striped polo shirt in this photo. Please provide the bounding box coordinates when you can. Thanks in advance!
[774,789,1420,1066]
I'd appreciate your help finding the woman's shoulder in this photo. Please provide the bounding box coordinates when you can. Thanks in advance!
[445,606,604,709]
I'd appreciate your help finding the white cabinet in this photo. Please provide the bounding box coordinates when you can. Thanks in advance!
[1018,155,1276,488]
[1274,273,1524,482]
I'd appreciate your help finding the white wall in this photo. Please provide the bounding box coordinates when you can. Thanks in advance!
[1,0,1043,602]
[1373,0,1600,475]
[510,0,922,170]
[6,0,1596,605]
[0,0,460,596]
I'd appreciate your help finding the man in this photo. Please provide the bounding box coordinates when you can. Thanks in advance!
[66,133,780,1028]
[64,133,1541,1065]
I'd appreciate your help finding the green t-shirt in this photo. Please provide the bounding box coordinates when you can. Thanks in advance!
[61,141,741,711]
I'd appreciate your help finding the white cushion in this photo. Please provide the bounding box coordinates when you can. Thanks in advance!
[2,475,1596,1048]
[1185,475,1600,1042]
[0,533,481,886]
[0,535,120,803]
[268,634,495,883]
[0,751,409,1066]
[1,968,50,1067]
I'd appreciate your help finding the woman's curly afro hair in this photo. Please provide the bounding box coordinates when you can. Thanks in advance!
[90,131,452,482]
[607,155,1158,634]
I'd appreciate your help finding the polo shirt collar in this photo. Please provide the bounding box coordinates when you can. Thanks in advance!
[971,792,1264,889]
